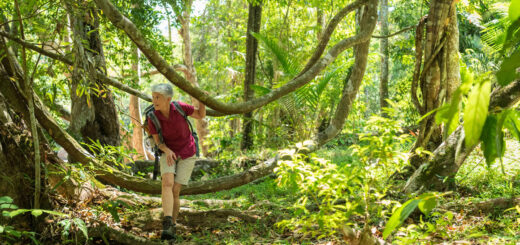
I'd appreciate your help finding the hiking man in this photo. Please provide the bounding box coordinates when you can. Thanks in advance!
[147,83,206,240]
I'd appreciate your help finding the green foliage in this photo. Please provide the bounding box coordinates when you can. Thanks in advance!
[0,196,66,244]
[102,200,130,223]
[58,218,88,241]
[274,153,364,238]
[463,77,492,148]
[81,139,136,171]
[510,0,520,21]
[383,192,444,239]
[252,32,300,77]
[350,103,412,175]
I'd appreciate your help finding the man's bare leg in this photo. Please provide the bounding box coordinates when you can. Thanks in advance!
[161,173,176,240]
[172,182,182,223]
[161,173,174,217]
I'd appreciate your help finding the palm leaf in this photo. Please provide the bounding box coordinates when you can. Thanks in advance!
[251,32,300,76]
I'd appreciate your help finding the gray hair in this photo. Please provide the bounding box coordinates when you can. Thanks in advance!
[151,83,173,98]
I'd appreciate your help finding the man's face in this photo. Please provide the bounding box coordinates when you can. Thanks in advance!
[152,92,171,111]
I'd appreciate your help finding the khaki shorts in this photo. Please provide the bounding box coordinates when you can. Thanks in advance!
[160,154,196,185]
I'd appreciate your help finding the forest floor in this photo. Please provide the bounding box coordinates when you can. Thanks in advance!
[24,140,520,244]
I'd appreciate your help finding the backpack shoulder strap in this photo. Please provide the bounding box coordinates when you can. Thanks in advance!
[173,101,194,131]
[173,101,200,157]
[173,101,187,119]
[144,106,164,144]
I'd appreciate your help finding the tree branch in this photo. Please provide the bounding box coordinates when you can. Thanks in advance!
[296,0,367,77]
[0,30,223,117]
[411,16,428,115]
[372,25,416,38]
[315,0,379,146]
[93,0,373,115]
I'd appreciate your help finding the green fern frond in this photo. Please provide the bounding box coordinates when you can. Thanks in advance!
[251,32,300,76]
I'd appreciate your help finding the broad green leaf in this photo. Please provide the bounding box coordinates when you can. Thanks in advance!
[0,203,18,210]
[509,0,520,22]
[9,209,29,217]
[497,48,520,86]
[74,218,88,239]
[0,196,13,204]
[31,210,43,217]
[480,115,500,166]
[383,199,420,239]
[505,110,520,141]
[463,79,491,148]
[418,197,437,216]
[42,210,67,217]
[0,225,3,233]
[435,89,462,136]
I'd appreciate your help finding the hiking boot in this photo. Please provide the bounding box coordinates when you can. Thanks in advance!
[161,216,176,240]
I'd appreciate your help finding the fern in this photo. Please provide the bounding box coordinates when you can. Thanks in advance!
[481,3,510,54]
[251,32,300,76]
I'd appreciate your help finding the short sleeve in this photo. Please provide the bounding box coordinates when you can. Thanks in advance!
[147,115,158,135]
[178,101,195,116]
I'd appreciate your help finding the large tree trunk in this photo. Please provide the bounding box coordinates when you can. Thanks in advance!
[379,0,389,116]
[129,47,150,160]
[241,1,262,151]
[409,0,460,169]
[0,42,98,239]
[404,80,520,193]
[176,0,210,156]
[67,2,120,149]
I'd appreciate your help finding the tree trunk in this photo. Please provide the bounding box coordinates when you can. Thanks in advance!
[176,0,209,156]
[315,0,378,146]
[404,80,520,193]
[241,1,262,151]
[409,0,459,169]
[0,50,97,233]
[379,0,389,116]
[67,2,120,149]
[129,47,149,160]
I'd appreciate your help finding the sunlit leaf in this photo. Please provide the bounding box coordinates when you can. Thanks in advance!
[74,218,88,239]
[31,210,43,217]
[509,0,520,22]
[497,47,520,86]
[383,199,420,239]
[463,79,491,148]
[417,193,437,216]
[0,196,13,205]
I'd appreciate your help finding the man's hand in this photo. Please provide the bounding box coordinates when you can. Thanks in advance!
[165,148,177,166]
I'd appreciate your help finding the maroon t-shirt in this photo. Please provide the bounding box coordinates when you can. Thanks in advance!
[148,102,196,159]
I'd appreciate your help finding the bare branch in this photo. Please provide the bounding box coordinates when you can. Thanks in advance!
[297,0,367,77]
[372,25,416,38]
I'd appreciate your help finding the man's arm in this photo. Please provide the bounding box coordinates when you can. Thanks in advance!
[152,134,177,164]
[190,100,206,119]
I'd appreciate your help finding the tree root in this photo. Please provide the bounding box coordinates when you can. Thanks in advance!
[88,223,167,245]
[125,208,261,232]
[441,197,520,215]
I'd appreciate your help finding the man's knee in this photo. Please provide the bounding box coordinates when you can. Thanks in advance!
[162,174,175,188]
[172,183,182,197]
